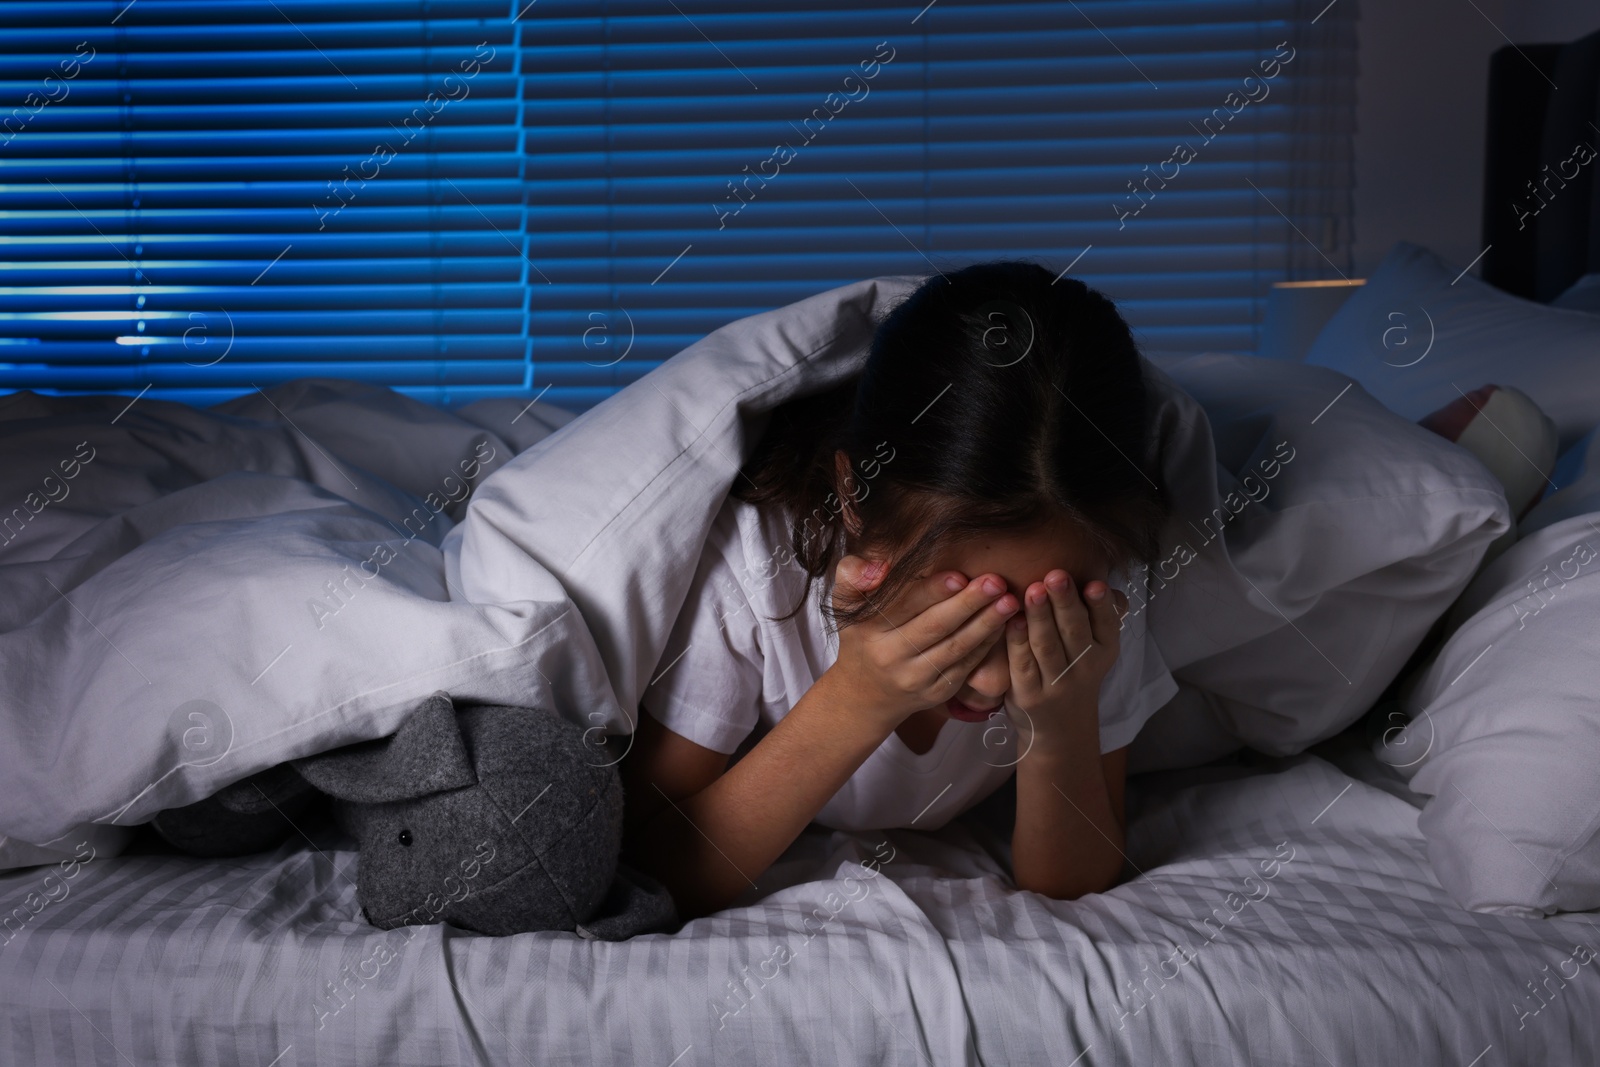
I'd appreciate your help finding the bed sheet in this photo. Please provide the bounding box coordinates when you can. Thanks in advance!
[4,732,1595,1067]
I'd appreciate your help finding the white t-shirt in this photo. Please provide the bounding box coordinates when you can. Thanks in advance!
[639,492,1179,832]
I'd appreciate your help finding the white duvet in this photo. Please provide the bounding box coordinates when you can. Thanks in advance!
[0,378,580,859]
[0,274,1509,871]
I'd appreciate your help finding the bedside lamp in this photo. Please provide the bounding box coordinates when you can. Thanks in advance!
[1259,279,1365,361]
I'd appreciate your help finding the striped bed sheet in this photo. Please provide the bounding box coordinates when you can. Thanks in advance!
[3,734,1595,1066]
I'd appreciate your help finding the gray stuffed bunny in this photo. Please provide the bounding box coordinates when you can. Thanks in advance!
[149,690,678,941]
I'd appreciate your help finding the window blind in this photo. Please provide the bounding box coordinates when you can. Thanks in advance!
[0,0,526,409]
[1,0,1357,413]
[521,0,1358,412]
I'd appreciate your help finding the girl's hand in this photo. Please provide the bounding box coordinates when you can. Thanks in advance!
[1004,569,1127,749]
[826,554,1021,733]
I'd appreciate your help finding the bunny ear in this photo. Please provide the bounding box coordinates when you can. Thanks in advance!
[290,690,476,803]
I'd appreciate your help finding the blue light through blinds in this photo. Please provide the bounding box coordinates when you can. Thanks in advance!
[523,0,1357,412]
[0,0,526,408]
[0,0,1356,413]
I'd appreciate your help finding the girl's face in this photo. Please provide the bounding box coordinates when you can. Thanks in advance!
[917,518,1114,717]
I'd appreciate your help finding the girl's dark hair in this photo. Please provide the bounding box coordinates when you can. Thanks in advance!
[733,259,1172,632]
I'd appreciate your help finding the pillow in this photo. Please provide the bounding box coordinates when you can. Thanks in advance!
[1375,510,1600,916]
[1128,354,1511,764]
[1304,241,1600,453]
[1519,423,1600,539]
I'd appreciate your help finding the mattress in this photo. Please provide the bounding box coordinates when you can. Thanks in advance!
[5,730,1594,1066]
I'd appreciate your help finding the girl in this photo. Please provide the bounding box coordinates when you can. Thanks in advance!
[620,260,1180,921]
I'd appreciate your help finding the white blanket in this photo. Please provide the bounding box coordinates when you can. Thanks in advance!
[0,275,1508,866]
[0,379,579,856]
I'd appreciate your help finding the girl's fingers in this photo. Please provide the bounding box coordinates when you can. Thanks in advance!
[909,573,1014,652]
[1084,585,1127,650]
[1045,570,1093,663]
[1024,580,1069,682]
[1004,613,1038,690]
[860,564,986,633]
[941,623,1006,689]
[926,584,1018,675]
[833,558,1000,650]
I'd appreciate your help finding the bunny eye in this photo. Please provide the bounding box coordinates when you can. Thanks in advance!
[397,829,413,847]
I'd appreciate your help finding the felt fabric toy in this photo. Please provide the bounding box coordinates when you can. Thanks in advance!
[1408,383,1557,562]
[1418,383,1558,537]
[149,690,678,941]
[1371,382,1563,717]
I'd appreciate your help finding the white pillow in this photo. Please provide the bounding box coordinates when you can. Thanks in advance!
[1519,423,1600,540]
[1131,354,1511,762]
[1304,241,1600,453]
[1376,511,1600,916]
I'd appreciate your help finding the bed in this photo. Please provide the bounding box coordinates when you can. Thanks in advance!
[8,31,1600,1067]
[6,732,1599,1065]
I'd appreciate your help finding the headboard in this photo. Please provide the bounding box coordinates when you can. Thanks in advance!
[1481,26,1600,302]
